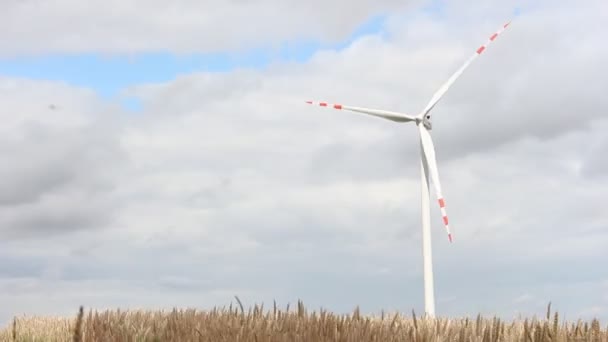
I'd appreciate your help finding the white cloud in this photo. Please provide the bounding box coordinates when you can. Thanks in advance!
[1,0,608,326]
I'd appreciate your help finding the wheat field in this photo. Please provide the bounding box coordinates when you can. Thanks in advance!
[1,300,606,341]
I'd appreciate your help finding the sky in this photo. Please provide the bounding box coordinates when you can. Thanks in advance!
[1,0,608,325]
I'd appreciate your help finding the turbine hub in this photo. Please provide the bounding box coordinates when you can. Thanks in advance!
[422,115,432,130]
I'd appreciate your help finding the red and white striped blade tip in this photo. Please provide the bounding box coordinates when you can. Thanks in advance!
[438,198,453,243]
[305,100,343,109]
[476,20,512,55]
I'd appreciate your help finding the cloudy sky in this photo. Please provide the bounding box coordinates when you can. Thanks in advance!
[1,0,607,325]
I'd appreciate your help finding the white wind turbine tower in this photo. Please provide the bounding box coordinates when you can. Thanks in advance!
[306,21,511,317]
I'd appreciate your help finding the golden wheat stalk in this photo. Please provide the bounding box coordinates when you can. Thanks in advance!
[0,302,606,341]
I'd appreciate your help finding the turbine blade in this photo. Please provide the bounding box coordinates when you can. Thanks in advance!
[306,100,416,123]
[418,124,453,242]
[420,21,512,117]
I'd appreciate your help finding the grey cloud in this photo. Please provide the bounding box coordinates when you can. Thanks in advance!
[302,126,426,184]
[0,80,128,239]
[0,123,118,205]
[0,256,44,279]
[580,123,608,179]
[0,0,423,56]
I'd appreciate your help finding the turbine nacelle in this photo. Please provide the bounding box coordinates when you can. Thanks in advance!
[415,115,433,130]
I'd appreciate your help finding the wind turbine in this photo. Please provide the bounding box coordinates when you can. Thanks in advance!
[305,21,511,317]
